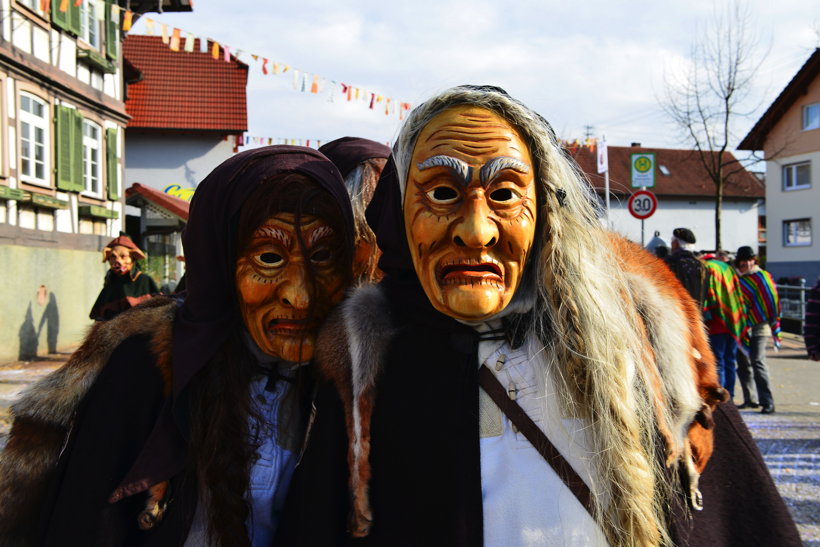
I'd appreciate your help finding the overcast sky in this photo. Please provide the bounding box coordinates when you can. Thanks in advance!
[129,0,818,151]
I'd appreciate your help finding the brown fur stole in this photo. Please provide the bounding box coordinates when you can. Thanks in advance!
[0,296,177,546]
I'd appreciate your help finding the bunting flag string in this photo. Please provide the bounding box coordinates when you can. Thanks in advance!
[120,15,413,119]
[236,134,392,149]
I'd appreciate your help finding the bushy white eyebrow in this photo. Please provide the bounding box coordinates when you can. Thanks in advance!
[254,226,292,246]
[480,156,530,183]
[417,155,472,184]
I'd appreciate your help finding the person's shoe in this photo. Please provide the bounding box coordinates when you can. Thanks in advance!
[738,402,760,409]
[760,405,775,414]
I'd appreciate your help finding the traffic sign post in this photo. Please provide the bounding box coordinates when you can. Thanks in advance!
[628,190,658,246]
[630,153,656,188]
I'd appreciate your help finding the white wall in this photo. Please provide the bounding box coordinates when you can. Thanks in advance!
[606,197,761,252]
[125,133,235,197]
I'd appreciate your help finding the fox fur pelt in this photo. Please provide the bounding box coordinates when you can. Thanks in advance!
[0,297,177,546]
[314,234,727,537]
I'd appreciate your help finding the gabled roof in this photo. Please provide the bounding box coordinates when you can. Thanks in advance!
[569,145,763,199]
[125,183,189,221]
[738,48,820,150]
[123,35,247,133]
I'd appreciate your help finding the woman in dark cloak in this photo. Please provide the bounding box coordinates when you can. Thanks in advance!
[0,145,354,546]
[89,234,160,321]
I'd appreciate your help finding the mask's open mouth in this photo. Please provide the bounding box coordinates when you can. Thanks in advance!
[266,318,318,335]
[439,262,503,284]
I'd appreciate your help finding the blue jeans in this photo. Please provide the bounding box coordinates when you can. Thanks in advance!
[709,333,738,397]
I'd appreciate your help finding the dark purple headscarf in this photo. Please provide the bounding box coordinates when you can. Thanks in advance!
[318,137,391,179]
[111,146,353,501]
[173,145,353,397]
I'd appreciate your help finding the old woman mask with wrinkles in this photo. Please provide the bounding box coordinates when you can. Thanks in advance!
[404,105,537,321]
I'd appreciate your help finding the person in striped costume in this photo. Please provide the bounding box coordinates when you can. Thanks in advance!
[733,246,780,414]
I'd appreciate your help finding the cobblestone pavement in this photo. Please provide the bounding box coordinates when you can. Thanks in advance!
[0,335,818,543]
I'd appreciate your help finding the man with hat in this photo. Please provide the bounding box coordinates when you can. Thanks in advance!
[89,234,159,321]
[665,227,709,309]
[734,246,780,413]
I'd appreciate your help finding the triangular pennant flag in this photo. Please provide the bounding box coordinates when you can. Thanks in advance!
[40,0,51,11]
[369,93,375,109]
[251,54,259,61]
[282,65,290,73]
[306,140,311,147]
[310,74,319,94]
[200,37,208,53]
[144,18,154,35]
[272,62,280,74]
[223,45,231,62]
[385,98,390,115]
[355,88,360,100]
[261,58,268,75]
[169,28,181,51]
[161,24,169,44]
[211,41,220,60]
[59,0,68,12]
[292,70,300,89]
[74,0,82,7]
[184,33,195,52]
[122,10,133,31]
[94,0,104,19]
[301,73,307,93]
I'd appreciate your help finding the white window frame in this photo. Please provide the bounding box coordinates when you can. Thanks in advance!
[783,218,812,248]
[79,0,100,50]
[804,103,820,131]
[782,161,811,191]
[19,92,49,187]
[82,119,102,197]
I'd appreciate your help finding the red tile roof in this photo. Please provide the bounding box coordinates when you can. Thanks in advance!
[123,35,247,133]
[568,145,764,199]
[125,183,190,221]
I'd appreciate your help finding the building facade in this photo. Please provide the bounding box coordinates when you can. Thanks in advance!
[572,144,764,253]
[0,0,190,362]
[739,49,820,284]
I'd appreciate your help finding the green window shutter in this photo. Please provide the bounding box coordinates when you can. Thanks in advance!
[55,106,73,191]
[51,1,69,32]
[72,109,84,192]
[106,128,119,200]
[69,1,82,36]
[105,0,119,60]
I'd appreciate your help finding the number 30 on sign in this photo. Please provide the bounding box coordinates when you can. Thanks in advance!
[628,190,657,220]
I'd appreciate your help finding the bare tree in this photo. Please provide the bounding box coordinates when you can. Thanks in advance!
[661,1,766,251]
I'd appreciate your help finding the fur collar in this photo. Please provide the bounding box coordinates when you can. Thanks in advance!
[0,297,177,545]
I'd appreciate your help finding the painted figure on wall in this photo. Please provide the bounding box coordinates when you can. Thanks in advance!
[89,234,160,321]
[319,137,391,284]
[0,146,355,546]
[279,86,800,547]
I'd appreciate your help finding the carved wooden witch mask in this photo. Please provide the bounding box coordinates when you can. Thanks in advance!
[404,106,537,321]
[235,213,345,362]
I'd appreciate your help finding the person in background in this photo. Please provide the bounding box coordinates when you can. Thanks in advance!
[319,137,391,284]
[733,246,781,414]
[89,234,159,321]
[804,277,820,361]
[665,227,709,309]
[703,257,746,397]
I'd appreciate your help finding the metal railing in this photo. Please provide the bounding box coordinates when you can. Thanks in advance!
[776,284,809,330]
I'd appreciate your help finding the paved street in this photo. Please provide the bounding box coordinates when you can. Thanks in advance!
[0,335,817,543]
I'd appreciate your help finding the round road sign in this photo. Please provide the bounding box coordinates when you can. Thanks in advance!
[628,190,657,220]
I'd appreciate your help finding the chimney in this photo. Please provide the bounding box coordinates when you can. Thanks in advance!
[631,142,642,147]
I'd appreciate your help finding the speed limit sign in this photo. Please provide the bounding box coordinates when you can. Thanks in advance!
[628,190,657,219]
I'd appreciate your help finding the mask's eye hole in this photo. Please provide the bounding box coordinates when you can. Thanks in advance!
[258,252,283,266]
[311,248,332,263]
[489,188,519,203]
[426,186,459,204]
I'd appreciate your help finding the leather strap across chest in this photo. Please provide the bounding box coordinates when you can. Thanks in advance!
[477,365,594,514]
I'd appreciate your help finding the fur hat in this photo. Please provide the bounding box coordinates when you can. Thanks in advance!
[673,227,696,244]
[736,246,756,261]
[102,235,145,262]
